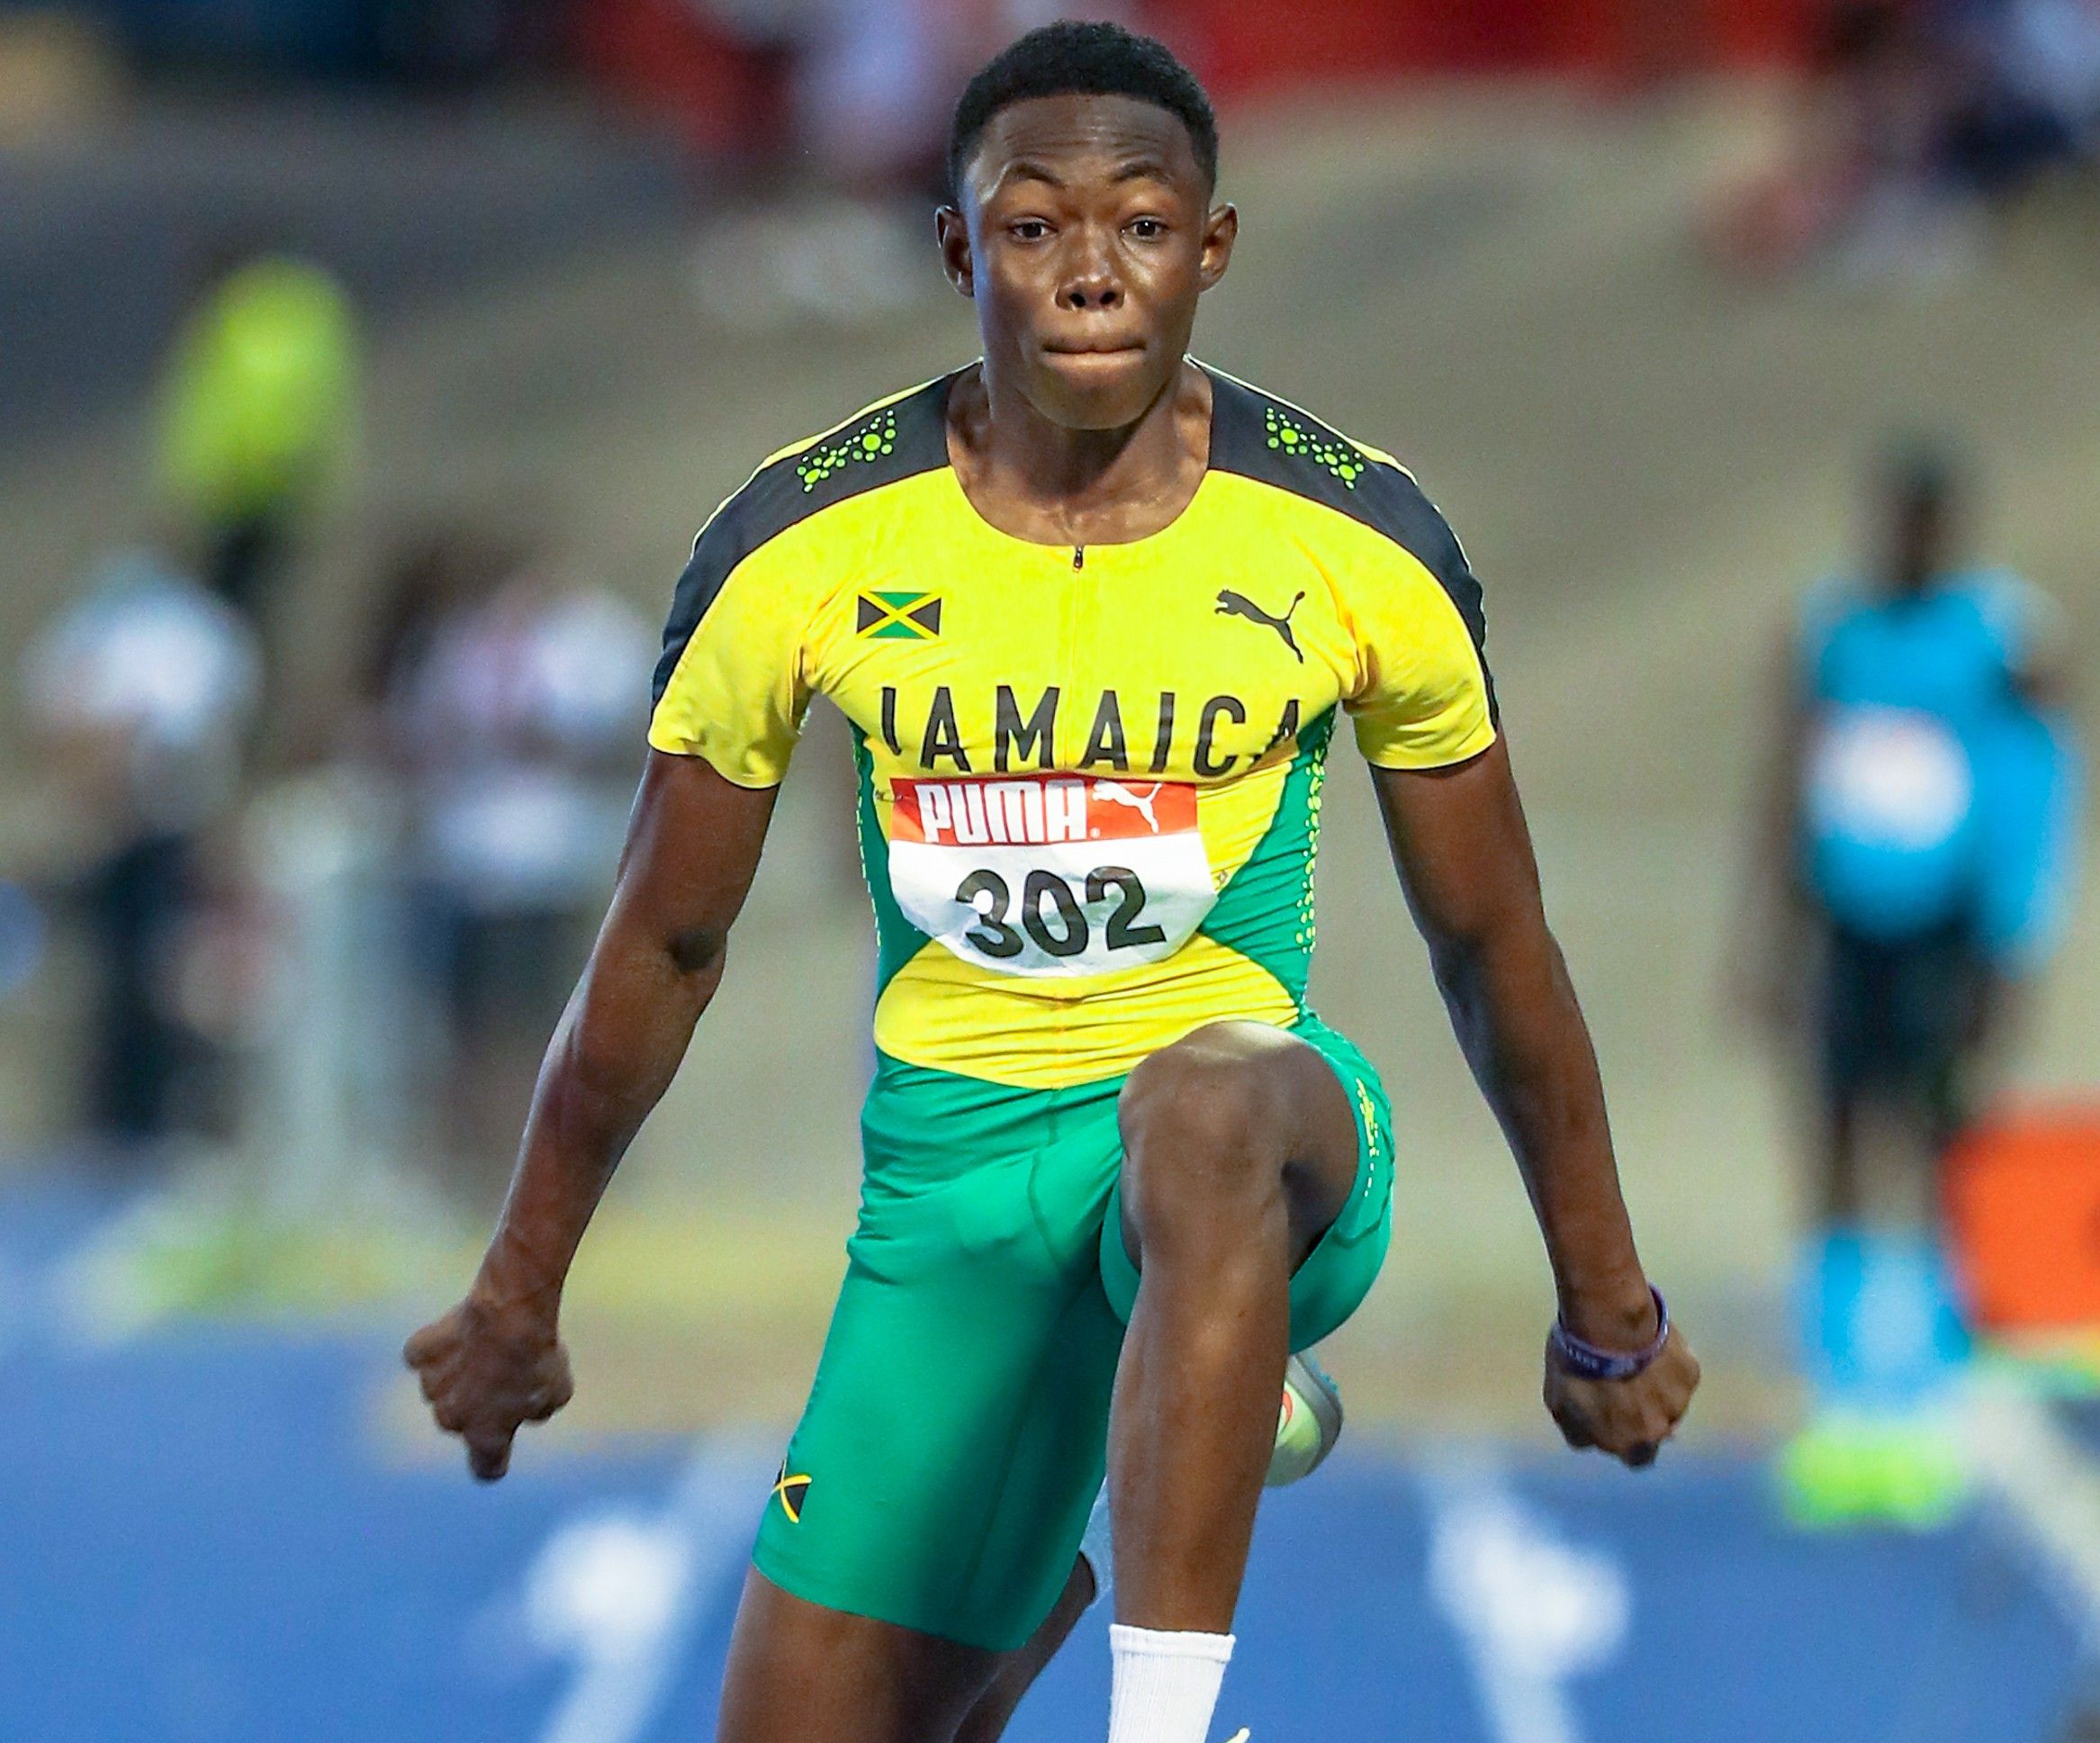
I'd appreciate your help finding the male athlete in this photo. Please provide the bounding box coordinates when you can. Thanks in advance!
[406,23,1699,1743]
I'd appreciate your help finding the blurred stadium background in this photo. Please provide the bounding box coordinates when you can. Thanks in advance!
[4,1,2099,1738]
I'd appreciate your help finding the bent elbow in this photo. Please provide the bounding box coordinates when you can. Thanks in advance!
[665,923,726,978]
[1424,933,1483,1007]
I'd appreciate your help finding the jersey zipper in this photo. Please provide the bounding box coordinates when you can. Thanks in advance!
[1072,545,1085,571]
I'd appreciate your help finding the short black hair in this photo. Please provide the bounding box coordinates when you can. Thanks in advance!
[947,20,1218,203]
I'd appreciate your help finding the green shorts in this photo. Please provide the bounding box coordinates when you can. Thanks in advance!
[750,1013,1394,1651]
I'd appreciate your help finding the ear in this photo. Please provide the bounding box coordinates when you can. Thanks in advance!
[935,206,976,300]
[1198,203,1238,294]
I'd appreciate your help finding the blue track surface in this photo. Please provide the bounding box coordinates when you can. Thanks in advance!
[0,1178,2084,1742]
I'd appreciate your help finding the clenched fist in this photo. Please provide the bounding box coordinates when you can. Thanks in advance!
[403,1295,574,1481]
[1543,1324,1700,1469]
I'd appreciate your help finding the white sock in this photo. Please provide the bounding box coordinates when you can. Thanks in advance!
[1107,1623,1234,1743]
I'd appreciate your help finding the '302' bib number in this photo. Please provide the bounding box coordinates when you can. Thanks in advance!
[888,774,1216,978]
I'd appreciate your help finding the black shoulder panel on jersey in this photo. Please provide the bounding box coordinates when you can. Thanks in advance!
[1205,366,1495,721]
[652,375,953,703]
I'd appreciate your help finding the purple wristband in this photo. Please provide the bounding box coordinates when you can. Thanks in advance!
[1550,1287,1670,1381]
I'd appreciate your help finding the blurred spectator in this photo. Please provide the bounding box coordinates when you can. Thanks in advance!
[85,0,560,81]
[21,546,263,1155]
[680,0,1130,329]
[367,538,653,1201]
[1941,0,2100,202]
[1717,0,2100,275]
[1738,442,2082,1525]
[154,245,359,628]
[1717,1,1958,273]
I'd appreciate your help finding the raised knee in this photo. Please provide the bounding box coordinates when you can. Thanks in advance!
[1120,1030,1286,1196]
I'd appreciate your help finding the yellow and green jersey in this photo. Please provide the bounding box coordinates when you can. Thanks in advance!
[649,363,1496,1092]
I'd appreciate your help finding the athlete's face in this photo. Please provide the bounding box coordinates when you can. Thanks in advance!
[939,94,1236,429]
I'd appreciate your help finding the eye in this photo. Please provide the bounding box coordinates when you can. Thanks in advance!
[1009,219,1051,242]
[1128,217,1168,240]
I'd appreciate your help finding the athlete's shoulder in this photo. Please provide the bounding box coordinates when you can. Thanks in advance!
[654,375,952,702]
[1201,362,1471,583]
[1203,363,1488,681]
[698,374,953,561]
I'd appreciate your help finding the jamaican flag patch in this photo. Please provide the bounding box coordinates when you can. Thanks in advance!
[771,1460,812,1523]
[856,592,942,641]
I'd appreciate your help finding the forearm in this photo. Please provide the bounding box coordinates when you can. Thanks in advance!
[473,920,726,1316]
[1433,923,1654,1344]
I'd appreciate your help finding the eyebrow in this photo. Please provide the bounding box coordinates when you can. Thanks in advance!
[1002,160,1065,189]
[996,156,1176,193]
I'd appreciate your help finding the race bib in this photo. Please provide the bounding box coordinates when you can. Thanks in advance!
[888,773,1216,977]
[1807,706,1974,853]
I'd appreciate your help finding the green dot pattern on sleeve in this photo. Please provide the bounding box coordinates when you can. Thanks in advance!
[1263,407,1365,489]
[1293,754,1326,953]
[797,409,902,492]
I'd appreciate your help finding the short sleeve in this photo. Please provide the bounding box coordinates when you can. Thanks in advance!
[1972,571,2063,686]
[643,380,950,784]
[647,528,810,789]
[1344,476,1498,770]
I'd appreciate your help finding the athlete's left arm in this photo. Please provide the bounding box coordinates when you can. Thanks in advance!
[1372,740,1700,1466]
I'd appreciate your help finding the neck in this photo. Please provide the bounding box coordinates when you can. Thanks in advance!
[968,357,1203,515]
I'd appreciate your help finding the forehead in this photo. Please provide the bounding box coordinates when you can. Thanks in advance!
[965,93,1205,203]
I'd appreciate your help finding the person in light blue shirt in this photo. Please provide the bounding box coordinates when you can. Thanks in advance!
[1745,442,2080,1523]
[1789,445,2075,1188]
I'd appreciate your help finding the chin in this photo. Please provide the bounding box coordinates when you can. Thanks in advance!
[1032,349,1167,429]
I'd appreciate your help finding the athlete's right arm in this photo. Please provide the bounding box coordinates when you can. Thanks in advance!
[404,750,778,1480]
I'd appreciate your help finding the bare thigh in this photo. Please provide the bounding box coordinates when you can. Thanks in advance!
[717,1568,1009,1743]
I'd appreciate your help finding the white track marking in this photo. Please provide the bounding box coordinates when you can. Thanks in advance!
[1421,1461,1631,1743]
[1969,1376,2100,1641]
[527,1437,769,1743]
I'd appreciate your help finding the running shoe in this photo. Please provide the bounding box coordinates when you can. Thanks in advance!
[1267,1350,1343,1486]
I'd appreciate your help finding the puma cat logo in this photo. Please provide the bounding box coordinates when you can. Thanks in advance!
[1092,781,1165,832]
[1214,589,1306,663]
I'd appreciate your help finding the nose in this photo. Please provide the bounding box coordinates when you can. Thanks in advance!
[1058,226,1123,312]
